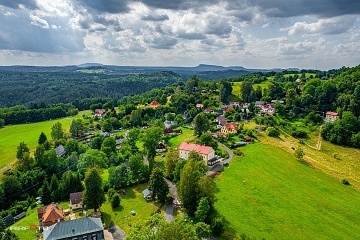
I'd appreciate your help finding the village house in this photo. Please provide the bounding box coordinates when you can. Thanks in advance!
[260,104,275,115]
[255,101,265,108]
[242,102,250,108]
[164,120,178,129]
[37,203,64,227]
[220,122,239,136]
[216,115,227,126]
[204,107,212,114]
[55,145,66,157]
[156,142,167,152]
[43,217,104,240]
[196,103,204,109]
[164,128,182,135]
[150,100,160,108]
[93,109,106,119]
[178,142,215,163]
[325,111,339,122]
[69,192,83,211]
[221,105,232,111]
[230,101,240,107]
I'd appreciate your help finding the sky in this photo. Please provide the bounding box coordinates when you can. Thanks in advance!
[0,0,359,70]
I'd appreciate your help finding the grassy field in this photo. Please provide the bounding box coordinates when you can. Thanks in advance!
[254,127,360,190]
[100,183,160,233]
[10,206,39,240]
[232,81,272,97]
[168,127,196,147]
[0,110,91,170]
[215,144,360,240]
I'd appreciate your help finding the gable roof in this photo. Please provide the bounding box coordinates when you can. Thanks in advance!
[43,217,103,240]
[150,100,160,106]
[42,203,64,225]
[70,192,83,205]
[326,111,338,116]
[2,215,14,227]
[55,145,65,157]
[178,142,213,155]
[223,122,238,131]
[142,189,151,197]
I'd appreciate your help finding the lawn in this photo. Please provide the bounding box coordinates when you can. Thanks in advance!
[0,110,91,170]
[215,144,360,240]
[100,183,159,233]
[168,127,196,147]
[10,206,39,240]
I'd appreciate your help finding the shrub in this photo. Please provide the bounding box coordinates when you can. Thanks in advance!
[266,127,280,137]
[107,188,116,199]
[110,193,121,208]
[342,179,350,185]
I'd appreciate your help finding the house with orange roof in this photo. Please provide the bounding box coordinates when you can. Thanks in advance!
[178,142,215,162]
[220,122,238,136]
[37,203,64,227]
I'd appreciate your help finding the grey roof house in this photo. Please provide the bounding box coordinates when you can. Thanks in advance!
[55,145,66,157]
[43,217,104,240]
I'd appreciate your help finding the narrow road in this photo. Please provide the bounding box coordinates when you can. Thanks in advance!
[165,180,178,222]
[206,141,233,176]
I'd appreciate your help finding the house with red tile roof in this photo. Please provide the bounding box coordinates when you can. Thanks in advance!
[37,203,64,227]
[178,142,215,162]
[93,109,106,118]
[150,100,160,108]
[221,122,238,136]
[325,111,339,122]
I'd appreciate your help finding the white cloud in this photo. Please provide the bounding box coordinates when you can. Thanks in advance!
[285,16,357,35]
[30,13,49,28]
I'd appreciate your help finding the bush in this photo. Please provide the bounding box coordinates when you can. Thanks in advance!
[107,188,116,199]
[110,193,121,208]
[342,179,350,185]
[266,127,280,137]
[291,129,307,138]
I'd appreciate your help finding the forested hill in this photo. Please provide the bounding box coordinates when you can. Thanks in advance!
[0,64,283,107]
[0,70,184,107]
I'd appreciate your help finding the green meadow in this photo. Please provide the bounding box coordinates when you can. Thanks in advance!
[0,110,91,170]
[215,144,360,240]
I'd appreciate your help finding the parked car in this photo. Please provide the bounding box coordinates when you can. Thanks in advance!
[223,162,229,167]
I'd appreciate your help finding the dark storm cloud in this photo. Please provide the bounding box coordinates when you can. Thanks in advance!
[78,14,124,32]
[73,0,129,13]
[138,0,220,10]
[0,0,37,9]
[141,13,169,21]
[240,0,360,18]
[177,31,206,40]
[205,18,232,37]
[144,36,177,49]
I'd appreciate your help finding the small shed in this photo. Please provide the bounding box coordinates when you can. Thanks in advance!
[14,212,26,221]
[142,189,152,201]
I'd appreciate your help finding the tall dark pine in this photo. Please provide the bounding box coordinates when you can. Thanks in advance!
[38,132,47,145]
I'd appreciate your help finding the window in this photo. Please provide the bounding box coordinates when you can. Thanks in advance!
[92,234,97,240]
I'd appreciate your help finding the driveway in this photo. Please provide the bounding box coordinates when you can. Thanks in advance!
[206,142,233,176]
[164,203,175,222]
[108,225,126,240]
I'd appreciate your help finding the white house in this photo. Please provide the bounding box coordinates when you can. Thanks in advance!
[178,142,215,163]
[325,111,339,122]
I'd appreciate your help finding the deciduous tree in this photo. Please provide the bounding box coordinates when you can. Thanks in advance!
[83,168,105,212]
[51,122,65,140]
[149,168,169,203]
